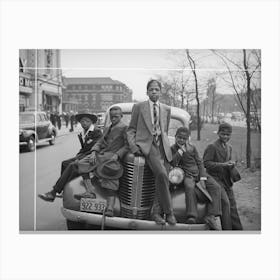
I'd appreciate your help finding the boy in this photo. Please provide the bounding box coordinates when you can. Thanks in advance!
[171,127,223,230]
[203,123,243,230]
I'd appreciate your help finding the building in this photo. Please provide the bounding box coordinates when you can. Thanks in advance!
[62,77,133,113]
[19,49,64,113]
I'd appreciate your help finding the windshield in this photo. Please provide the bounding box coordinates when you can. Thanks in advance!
[20,114,35,124]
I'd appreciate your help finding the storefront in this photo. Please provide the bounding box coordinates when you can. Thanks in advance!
[19,72,33,111]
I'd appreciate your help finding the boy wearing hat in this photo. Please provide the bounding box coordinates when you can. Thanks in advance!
[38,112,102,202]
[171,127,223,230]
[203,123,243,230]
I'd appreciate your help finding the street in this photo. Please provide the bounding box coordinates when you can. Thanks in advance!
[19,131,80,231]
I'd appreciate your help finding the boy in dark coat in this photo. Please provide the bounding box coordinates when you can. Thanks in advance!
[203,123,243,230]
[38,112,102,202]
[171,127,224,230]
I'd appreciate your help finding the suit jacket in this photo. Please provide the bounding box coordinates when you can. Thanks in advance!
[171,143,207,179]
[76,128,103,159]
[91,120,129,160]
[203,139,233,187]
[127,101,172,162]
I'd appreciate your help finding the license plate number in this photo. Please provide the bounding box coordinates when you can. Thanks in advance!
[80,198,106,213]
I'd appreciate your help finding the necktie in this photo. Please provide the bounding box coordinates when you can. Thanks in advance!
[153,103,159,143]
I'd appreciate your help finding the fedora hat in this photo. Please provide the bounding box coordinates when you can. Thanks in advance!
[195,181,213,203]
[96,159,123,180]
[75,112,97,123]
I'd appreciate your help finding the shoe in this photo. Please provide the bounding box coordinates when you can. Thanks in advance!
[204,215,220,230]
[74,191,96,200]
[153,214,166,225]
[186,217,196,224]
[38,191,56,202]
[166,213,177,225]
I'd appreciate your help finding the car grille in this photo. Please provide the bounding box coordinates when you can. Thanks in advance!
[119,153,155,220]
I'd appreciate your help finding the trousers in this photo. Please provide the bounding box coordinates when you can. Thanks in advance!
[147,138,173,215]
[53,161,80,194]
[184,176,222,219]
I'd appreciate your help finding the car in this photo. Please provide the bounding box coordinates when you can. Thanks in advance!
[19,111,57,152]
[61,103,210,230]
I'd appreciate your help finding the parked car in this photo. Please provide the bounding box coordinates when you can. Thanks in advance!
[61,103,209,230]
[19,111,57,152]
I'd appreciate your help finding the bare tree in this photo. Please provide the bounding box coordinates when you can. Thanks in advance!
[186,49,201,140]
[212,49,261,168]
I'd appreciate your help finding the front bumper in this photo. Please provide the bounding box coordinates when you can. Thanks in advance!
[61,207,209,231]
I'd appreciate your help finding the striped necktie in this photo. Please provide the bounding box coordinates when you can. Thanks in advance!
[153,103,159,143]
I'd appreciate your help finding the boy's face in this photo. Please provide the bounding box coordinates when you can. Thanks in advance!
[80,117,92,130]
[147,81,161,103]
[218,129,231,143]
[175,132,189,146]
[110,109,122,126]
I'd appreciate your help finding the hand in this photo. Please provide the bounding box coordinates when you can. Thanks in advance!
[89,152,96,165]
[178,144,186,152]
[225,161,235,168]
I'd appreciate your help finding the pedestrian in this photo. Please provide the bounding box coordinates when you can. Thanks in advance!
[50,112,56,127]
[38,112,102,202]
[75,106,129,217]
[56,112,61,130]
[203,122,243,230]
[69,111,75,132]
[64,112,69,128]
[127,79,176,225]
[170,127,228,230]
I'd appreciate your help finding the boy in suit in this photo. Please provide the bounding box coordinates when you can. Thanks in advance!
[75,106,129,216]
[127,79,176,225]
[203,123,243,230]
[38,112,102,202]
[171,127,223,230]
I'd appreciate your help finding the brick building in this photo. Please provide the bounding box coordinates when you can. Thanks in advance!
[62,77,133,113]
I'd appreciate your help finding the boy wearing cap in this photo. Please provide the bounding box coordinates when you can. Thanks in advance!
[171,127,223,230]
[203,123,243,230]
[38,112,102,202]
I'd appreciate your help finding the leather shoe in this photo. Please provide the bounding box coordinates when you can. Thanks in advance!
[153,214,166,225]
[38,191,56,202]
[186,217,196,224]
[204,215,220,230]
[74,191,96,200]
[166,213,177,225]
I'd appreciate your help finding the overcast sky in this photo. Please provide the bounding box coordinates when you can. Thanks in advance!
[60,49,261,101]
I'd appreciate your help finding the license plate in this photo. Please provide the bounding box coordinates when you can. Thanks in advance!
[80,198,107,213]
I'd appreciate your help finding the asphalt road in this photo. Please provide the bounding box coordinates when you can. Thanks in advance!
[19,132,80,231]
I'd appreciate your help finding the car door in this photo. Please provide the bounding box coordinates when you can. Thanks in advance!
[39,113,50,139]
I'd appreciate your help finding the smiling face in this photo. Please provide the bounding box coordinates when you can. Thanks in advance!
[218,130,231,144]
[175,131,189,146]
[147,81,161,103]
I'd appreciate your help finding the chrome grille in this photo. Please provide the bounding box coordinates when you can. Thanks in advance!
[119,154,155,219]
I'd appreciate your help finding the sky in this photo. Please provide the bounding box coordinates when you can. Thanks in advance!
[60,49,261,101]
